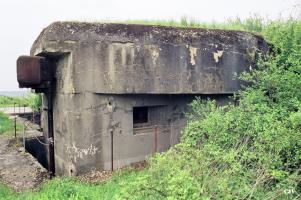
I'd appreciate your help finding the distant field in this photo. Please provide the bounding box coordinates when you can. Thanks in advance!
[0,94,41,112]
[0,96,28,108]
[0,91,30,107]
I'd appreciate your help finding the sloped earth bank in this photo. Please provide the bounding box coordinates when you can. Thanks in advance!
[0,136,49,192]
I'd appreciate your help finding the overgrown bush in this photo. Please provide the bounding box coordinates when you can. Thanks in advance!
[118,18,301,199]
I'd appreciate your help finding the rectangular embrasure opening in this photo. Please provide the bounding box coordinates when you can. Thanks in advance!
[133,105,168,135]
[133,106,148,124]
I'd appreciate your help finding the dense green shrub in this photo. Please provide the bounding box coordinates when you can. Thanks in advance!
[118,18,301,199]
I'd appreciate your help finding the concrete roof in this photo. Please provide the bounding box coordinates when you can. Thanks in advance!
[32,22,266,54]
[30,22,269,94]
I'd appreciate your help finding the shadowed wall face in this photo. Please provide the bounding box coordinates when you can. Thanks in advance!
[29,22,269,175]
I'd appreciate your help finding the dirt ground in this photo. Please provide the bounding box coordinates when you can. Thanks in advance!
[0,136,49,192]
[0,116,147,192]
[78,161,147,184]
[0,133,147,192]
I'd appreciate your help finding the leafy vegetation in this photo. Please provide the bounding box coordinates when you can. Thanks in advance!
[1,16,300,199]
[117,18,301,199]
[25,93,42,112]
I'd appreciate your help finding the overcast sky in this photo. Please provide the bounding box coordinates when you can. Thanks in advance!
[0,0,299,91]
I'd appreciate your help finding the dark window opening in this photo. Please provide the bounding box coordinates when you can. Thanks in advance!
[133,107,148,124]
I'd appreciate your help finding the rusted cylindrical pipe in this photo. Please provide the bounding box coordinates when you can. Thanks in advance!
[153,125,158,155]
[47,89,55,177]
[110,129,114,171]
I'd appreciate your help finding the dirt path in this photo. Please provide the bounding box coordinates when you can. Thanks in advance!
[0,137,48,192]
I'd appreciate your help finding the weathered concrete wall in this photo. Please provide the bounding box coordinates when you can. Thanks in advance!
[32,22,269,94]
[51,90,229,175]
[48,54,231,175]
[33,22,269,175]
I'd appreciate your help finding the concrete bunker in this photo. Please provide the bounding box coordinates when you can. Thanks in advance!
[17,22,269,176]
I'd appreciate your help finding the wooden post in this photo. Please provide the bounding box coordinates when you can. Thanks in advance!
[47,89,55,176]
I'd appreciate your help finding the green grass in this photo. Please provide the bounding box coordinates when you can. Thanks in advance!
[0,182,17,200]
[92,15,266,33]
[0,170,143,200]
[0,112,21,135]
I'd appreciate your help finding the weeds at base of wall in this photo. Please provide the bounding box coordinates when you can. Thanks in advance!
[0,170,145,200]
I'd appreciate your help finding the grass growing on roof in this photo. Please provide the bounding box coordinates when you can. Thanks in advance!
[92,15,266,33]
